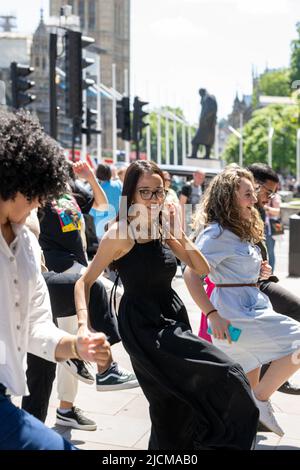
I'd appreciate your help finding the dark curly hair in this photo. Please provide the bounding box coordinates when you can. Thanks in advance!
[0,111,69,202]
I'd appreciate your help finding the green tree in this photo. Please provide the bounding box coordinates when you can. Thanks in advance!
[291,22,300,85]
[223,104,298,174]
[259,69,291,96]
[252,68,291,108]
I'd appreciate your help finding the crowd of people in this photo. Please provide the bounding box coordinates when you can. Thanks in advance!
[1,110,300,450]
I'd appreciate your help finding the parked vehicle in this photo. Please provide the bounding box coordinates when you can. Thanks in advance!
[158,164,221,195]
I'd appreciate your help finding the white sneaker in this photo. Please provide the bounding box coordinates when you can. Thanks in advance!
[252,392,284,437]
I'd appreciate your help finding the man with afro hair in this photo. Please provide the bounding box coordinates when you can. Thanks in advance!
[0,111,110,449]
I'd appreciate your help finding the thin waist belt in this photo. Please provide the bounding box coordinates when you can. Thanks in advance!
[215,283,259,288]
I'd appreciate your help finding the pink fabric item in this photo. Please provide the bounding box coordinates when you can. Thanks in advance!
[198,277,215,342]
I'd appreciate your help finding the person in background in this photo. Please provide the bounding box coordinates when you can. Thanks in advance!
[110,165,120,181]
[163,171,179,205]
[179,170,205,233]
[0,110,110,450]
[248,163,300,395]
[246,163,281,272]
[264,192,281,272]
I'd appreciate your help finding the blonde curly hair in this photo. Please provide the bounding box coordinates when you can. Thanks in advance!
[193,164,264,244]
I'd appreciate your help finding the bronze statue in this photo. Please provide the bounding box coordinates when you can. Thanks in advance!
[189,88,217,159]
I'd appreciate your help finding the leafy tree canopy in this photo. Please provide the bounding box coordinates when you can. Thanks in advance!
[291,21,300,85]
[223,104,298,175]
[258,68,291,97]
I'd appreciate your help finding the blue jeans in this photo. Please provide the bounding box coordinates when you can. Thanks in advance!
[0,393,77,450]
[265,234,276,272]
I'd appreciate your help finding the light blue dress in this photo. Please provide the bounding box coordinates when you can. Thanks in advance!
[196,223,300,372]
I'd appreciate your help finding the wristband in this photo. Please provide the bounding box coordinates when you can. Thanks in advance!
[205,309,218,319]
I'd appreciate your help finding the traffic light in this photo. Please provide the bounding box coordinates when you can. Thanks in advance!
[116,96,131,141]
[82,108,100,146]
[65,30,95,119]
[10,62,35,109]
[132,96,149,142]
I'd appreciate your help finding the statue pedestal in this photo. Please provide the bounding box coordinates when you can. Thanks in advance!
[184,157,224,171]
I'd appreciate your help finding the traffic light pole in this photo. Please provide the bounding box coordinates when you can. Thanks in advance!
[81,52,87,161]
[112,63,117,164]
[146,125,151,161]
[49,33,58,140]
[132,96,149,161]
[135,137,140,160]
[124,68,130,163]
[165,116,170,164]
[157,113,162,165]
[64,29,96,162]
[96,55,102,162]
[71,116,81,162]
[71,117,76,162]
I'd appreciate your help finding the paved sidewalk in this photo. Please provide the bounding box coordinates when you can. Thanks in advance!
[18,230,300,450]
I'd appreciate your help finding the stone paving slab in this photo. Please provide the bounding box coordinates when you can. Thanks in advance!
[59,412,150,448]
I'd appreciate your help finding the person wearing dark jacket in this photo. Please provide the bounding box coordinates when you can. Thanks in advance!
[248,163,300,395]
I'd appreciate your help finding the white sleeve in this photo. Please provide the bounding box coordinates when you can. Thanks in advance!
[27,273,66,362]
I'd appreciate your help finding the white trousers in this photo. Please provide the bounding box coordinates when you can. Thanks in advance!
[56,262,123,404]
[57,315,79,403]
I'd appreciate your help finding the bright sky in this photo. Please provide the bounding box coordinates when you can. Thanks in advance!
[2,0,300,123]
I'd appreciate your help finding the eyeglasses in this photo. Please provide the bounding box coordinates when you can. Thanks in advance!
[256,183,276,200]
[138,188,167,200]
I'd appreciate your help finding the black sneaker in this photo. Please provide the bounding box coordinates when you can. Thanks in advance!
[56,406,97,431]
[62,358,94,384]
[96,362,139,391]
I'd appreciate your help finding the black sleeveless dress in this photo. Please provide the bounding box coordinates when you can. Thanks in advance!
[114,238,258,450]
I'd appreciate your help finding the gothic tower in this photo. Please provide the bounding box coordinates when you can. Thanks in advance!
[30,10,50,133]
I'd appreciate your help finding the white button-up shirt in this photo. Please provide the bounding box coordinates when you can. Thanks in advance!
[0,223,65,396]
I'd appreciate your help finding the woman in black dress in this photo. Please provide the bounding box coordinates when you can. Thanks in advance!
[75,161,258,450]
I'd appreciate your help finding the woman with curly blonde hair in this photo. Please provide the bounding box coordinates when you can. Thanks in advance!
[192,165,264,243]
[185,165,300,437]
